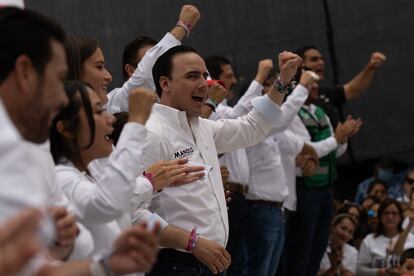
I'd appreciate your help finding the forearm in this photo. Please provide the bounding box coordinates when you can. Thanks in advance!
[170,26,187,41]
[393,222,414,255]
[266,85,286,106]
[343,65,376,101]
[159,225,189,250]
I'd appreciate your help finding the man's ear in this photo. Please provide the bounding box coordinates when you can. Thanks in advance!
[56,121,72,139]
[14,55,38,95]
[159,76,171,95]
[124,64,136,79]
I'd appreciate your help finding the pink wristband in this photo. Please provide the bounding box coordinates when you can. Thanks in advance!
[176,20,192,37]
[185,227,199,252]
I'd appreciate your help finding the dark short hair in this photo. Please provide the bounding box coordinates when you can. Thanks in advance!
[0,7,66,83]
[295,45,320,59]
[152,45,198,97]
[64,35,100,80]
[401,248,414,266]
[368,179,388,195]
[204,56,231,80]
[50,81,95,172]
[122,36,157,81]
[375,199,403,237]
[108,112,129,146]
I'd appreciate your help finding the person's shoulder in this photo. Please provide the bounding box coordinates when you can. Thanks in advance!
[344,243,358,255]
[319,84,344,94]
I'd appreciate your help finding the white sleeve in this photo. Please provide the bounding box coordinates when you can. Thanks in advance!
[106,33,181,113]
[307,137,338,158]
[57,123,149,224]
[357,236,378,276]
[276,130,304,156]
[264,84,309,136]
[210,80,263,120]
[358,237,373,265]
[209,95,281,154]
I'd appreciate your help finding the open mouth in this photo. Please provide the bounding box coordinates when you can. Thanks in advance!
[192,95,204,102]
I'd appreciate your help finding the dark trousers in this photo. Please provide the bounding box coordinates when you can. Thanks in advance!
[285,179,334,276]
[146,249,226,276]
[226,191,248,276]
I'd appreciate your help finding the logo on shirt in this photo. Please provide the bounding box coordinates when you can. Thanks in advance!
[174,147,195,159]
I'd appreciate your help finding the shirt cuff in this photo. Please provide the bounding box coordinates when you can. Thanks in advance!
[151,212,169,231]
[163,32,182,47]
[251,94,282,126]
[291,84,309,98]
[320,137,338,156]
[248,80,264,94]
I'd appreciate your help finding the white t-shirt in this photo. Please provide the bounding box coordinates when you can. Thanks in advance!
[320,243,358,273]
[358,233,414,268]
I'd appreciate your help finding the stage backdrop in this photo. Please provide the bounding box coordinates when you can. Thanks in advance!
[27,0,414,164]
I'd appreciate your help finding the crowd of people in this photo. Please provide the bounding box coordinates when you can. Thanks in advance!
[1,2,414,276]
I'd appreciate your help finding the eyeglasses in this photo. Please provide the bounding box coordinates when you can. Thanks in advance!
[406,178,414,185]
[383,211,400,217]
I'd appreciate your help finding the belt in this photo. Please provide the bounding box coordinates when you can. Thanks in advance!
[157,248,203,267]
[224,181,248,195]
[247,199,283,208]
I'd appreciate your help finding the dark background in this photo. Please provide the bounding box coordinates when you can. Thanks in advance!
[27,0,414,199]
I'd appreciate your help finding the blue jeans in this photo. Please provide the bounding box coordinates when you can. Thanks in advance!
[147,262,226,276]
[243,203,284,276]
[226,192,247,276]
[285,182,334,276]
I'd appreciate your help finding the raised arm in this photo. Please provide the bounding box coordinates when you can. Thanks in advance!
[106,5,201,113]
[58,89,156,224]
[343,52,386,101]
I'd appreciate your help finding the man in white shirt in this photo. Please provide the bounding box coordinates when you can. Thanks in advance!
[0,7,160,275]
[143,44,312,276]
[107,5,200,113]
[202,56,274,276]
[284,69,362,276]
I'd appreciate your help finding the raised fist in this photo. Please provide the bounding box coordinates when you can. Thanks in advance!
[255,59,274,84]
[278,51,302,84]
[179,5,201,28]
[128,88,157,125]
[368,52,386,69]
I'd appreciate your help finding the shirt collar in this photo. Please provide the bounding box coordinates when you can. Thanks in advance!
[0,98,22,141]
[302,103,317,115]
[152,103,197,127]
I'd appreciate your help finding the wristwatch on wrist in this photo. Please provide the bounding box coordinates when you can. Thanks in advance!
[273,76,291,94]
[205,98,218,112]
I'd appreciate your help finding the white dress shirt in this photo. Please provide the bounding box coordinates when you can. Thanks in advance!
[144,94,283,247]
[0,99,56,275]
[210,80,264,185]
[106,32,181,114]
[320,243,358,273]
[26,142,94,261]
[275,130,304,210]
[55,122,152,254]
[358,233,414,268]
[243,84,310,203]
